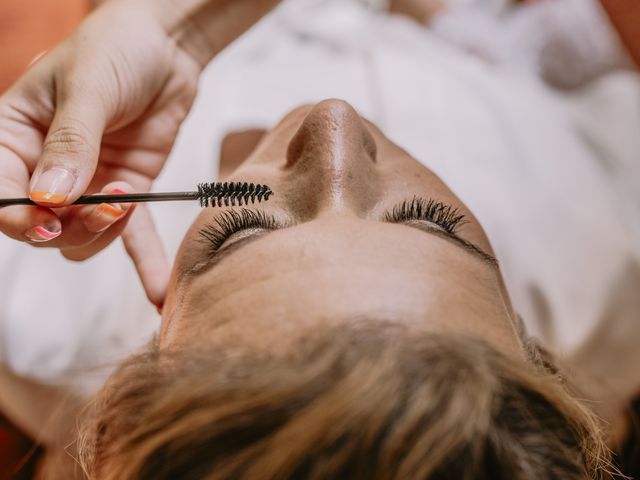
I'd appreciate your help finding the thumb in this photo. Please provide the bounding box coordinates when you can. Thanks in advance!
[29,88,106,206]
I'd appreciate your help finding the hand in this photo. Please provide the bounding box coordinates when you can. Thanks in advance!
[0,1,200,307]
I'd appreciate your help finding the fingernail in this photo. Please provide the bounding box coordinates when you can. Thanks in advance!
[107,189,131,210]
[24,224,62,243]
[83,202,125,233]
[30,168,74,204]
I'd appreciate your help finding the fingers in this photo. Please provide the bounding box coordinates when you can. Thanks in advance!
[61,184,170,309]
[0,148,62,242]
[29,77,107,208]
[1,204,61,242]
[122,204,170,309]
[57,181,135,258]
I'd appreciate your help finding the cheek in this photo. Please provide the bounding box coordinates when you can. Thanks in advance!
[160,245,192,336]
[461,211,495,255]
[173,216,209,275]
[241,132,291,168]
[219,129,268,179]
[159,273,179,341]
[161,214,211,329]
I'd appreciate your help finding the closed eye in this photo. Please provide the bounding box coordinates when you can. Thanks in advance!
[383,196,467,234]
[198,209,283,255]
[191,198,497,276]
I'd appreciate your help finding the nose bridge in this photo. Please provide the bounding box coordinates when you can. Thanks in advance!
[285,100,378,216]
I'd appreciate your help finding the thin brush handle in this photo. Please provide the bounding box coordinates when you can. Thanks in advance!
[0,182,273,208]
[0,191,200,208]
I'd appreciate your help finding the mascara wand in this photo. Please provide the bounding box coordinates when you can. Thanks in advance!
[0,182,273,208]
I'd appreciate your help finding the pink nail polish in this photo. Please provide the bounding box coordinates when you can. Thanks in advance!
[25,224,61,243]
[107,189,131,212]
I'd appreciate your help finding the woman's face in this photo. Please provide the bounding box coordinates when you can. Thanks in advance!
[161,100,523,357]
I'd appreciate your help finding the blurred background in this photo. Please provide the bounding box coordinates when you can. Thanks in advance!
[1,3,88,477]
[0,0,89,94]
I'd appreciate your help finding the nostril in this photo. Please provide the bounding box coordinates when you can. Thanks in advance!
[285,99,378,168]
[286,125,307,167]
[362,125,377,162]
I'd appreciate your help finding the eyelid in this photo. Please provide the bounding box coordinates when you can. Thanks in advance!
[199,197,464,254]
[382,196,467,234]
[383,197,498,267]
[187,198,495,277]
[185,233,267,278]
[198,208,285,254]
[215,227,271,252]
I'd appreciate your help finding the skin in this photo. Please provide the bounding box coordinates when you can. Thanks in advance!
[0,0,280,308]
[160,99,524,359]
[10,0,635,473]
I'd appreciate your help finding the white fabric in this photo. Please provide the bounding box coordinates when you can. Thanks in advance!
[431,0,632,88]
[0,0,639,436]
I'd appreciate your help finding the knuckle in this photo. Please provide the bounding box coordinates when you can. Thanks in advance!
[0,101,12,124]
[43,123,94,157]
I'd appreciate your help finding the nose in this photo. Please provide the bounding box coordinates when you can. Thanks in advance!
[284,99,379,216]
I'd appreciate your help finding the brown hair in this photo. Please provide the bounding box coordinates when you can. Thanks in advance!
[77,323,612,479]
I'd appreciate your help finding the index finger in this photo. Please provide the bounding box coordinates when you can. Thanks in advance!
[122,204,170,309]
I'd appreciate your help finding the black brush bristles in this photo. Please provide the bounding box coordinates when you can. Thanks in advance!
[197,182,273,208]
[0,182,273,208]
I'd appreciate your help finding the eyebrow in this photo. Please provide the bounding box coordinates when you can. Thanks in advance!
[187,221,499,279]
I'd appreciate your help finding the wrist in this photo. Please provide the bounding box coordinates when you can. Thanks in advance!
[139,0,280,69]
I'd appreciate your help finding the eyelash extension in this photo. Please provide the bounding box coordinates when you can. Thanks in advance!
[198,209,280,253]
[197,197,466,257]
[384,197,467,234]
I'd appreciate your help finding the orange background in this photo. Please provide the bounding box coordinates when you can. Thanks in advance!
[600,0,640,67]
[0,0,89,94]
[0,2,89,477]
[0,0,636,97]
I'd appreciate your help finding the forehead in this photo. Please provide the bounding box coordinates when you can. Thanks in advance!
[167,218,517,354]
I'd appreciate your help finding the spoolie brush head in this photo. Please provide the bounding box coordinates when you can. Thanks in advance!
[197,182,273,207]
